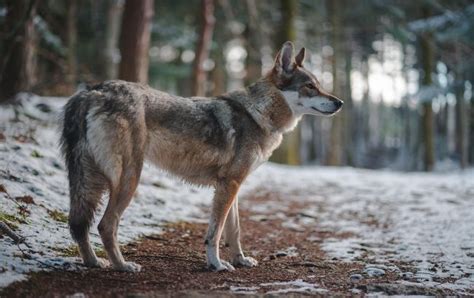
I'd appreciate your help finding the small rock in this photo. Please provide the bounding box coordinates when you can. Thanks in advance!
[52,161,63,169]
[306,236,321,242]
[35,103,52,113]
[364,266,386,277]
[350,274,363,283]
[29,186,43,196]
[400,272,414,280]
[281,221,305,232]
[249,214,268,222]
[152,181,167,188]
[299,261,318,267]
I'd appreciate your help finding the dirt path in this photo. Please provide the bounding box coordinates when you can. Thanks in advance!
[1,189,461,297]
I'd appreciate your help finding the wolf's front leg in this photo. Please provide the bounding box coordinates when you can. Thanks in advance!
[205,179,241,271]
[224,197,258,268]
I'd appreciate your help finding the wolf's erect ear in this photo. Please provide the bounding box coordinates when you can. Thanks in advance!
[295,47,306,66]
[274,41,295,73]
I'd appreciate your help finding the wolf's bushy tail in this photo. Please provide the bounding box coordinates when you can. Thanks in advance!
[60,93,102,242]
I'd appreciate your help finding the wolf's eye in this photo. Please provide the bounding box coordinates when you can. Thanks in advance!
[306,83,316,90]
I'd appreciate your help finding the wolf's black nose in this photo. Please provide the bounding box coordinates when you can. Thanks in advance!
[335,100,344,109]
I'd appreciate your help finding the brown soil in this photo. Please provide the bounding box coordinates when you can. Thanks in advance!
[0,191,459,297]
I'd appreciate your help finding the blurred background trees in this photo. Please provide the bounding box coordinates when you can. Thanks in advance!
[0,0,472,171]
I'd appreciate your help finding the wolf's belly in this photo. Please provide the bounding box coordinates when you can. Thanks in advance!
[145,130,234,185]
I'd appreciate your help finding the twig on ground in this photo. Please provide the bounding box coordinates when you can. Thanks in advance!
[16,243,65,270]
[0,221,25,244]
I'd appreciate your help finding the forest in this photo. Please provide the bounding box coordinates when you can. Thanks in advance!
[1,0,474,296]
[1,0,472,171]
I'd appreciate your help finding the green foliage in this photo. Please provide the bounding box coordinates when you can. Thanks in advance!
[57,245,106,258]
[0,211,26,231]
[30,150,43,158]
[47,209,68,223]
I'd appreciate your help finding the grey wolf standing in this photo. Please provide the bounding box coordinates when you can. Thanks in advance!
[60,41,343,272]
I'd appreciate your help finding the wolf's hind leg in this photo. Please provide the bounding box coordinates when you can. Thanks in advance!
[224,197,258,267]
[98,164,143,272]
[69,157,109,268]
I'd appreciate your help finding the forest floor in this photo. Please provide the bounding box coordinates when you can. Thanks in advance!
[2,186,473,297]
[1,95,474,296]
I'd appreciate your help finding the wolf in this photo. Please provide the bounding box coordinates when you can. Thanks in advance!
[60,41,343,272]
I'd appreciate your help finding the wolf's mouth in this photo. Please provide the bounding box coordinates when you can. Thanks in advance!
[311,107,334,115]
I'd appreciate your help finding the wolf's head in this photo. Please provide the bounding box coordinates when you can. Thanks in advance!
[268,41,343,117]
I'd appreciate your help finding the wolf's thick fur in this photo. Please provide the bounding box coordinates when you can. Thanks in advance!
[60,42,343,272]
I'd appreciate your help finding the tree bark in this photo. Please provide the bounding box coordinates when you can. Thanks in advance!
[0,0,38,102]
[326,0,343,166]
[118,0,154,83]
[211,45,226,96]
[192,0,215,96]
[455,78,467,169]
[469,96,474,165]
[244,0,262,86]
[270,0,300,165]
[104,0,125,80]
[66,0,77,89]
[343,44,353,166]
[419,6,435,172]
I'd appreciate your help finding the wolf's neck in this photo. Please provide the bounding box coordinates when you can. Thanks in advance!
[240,80,299,134]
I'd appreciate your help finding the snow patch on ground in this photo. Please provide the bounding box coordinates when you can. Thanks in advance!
[240,164,474,294]
[230,279,327,295]
[260,279,328,294]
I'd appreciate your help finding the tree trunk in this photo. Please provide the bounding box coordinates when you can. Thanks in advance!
[343,44,353,166]
[66,0,78,89]
[419,7,435,172]
[455,83,467,169]
[211,47,226,96]
[192,0,215,96]
[0,0,38,102]
[469,96,474,165]
[326,0,343,166]
[270,0,300,165]
[104,0,125,79]
[244,0,262,85]
[361,60,370,147]
[118,0,154,83]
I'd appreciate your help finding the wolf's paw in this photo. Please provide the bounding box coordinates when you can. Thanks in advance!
[233,255,258,268]
[208,260,235,272]
[84,257,110,269]
[114,261,142,272]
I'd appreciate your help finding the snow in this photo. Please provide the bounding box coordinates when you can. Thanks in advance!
[230,280,328,295]
[240,165,474,294]
[230,279,328,295]
[259,279,328,294]
[1,94,473,294]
